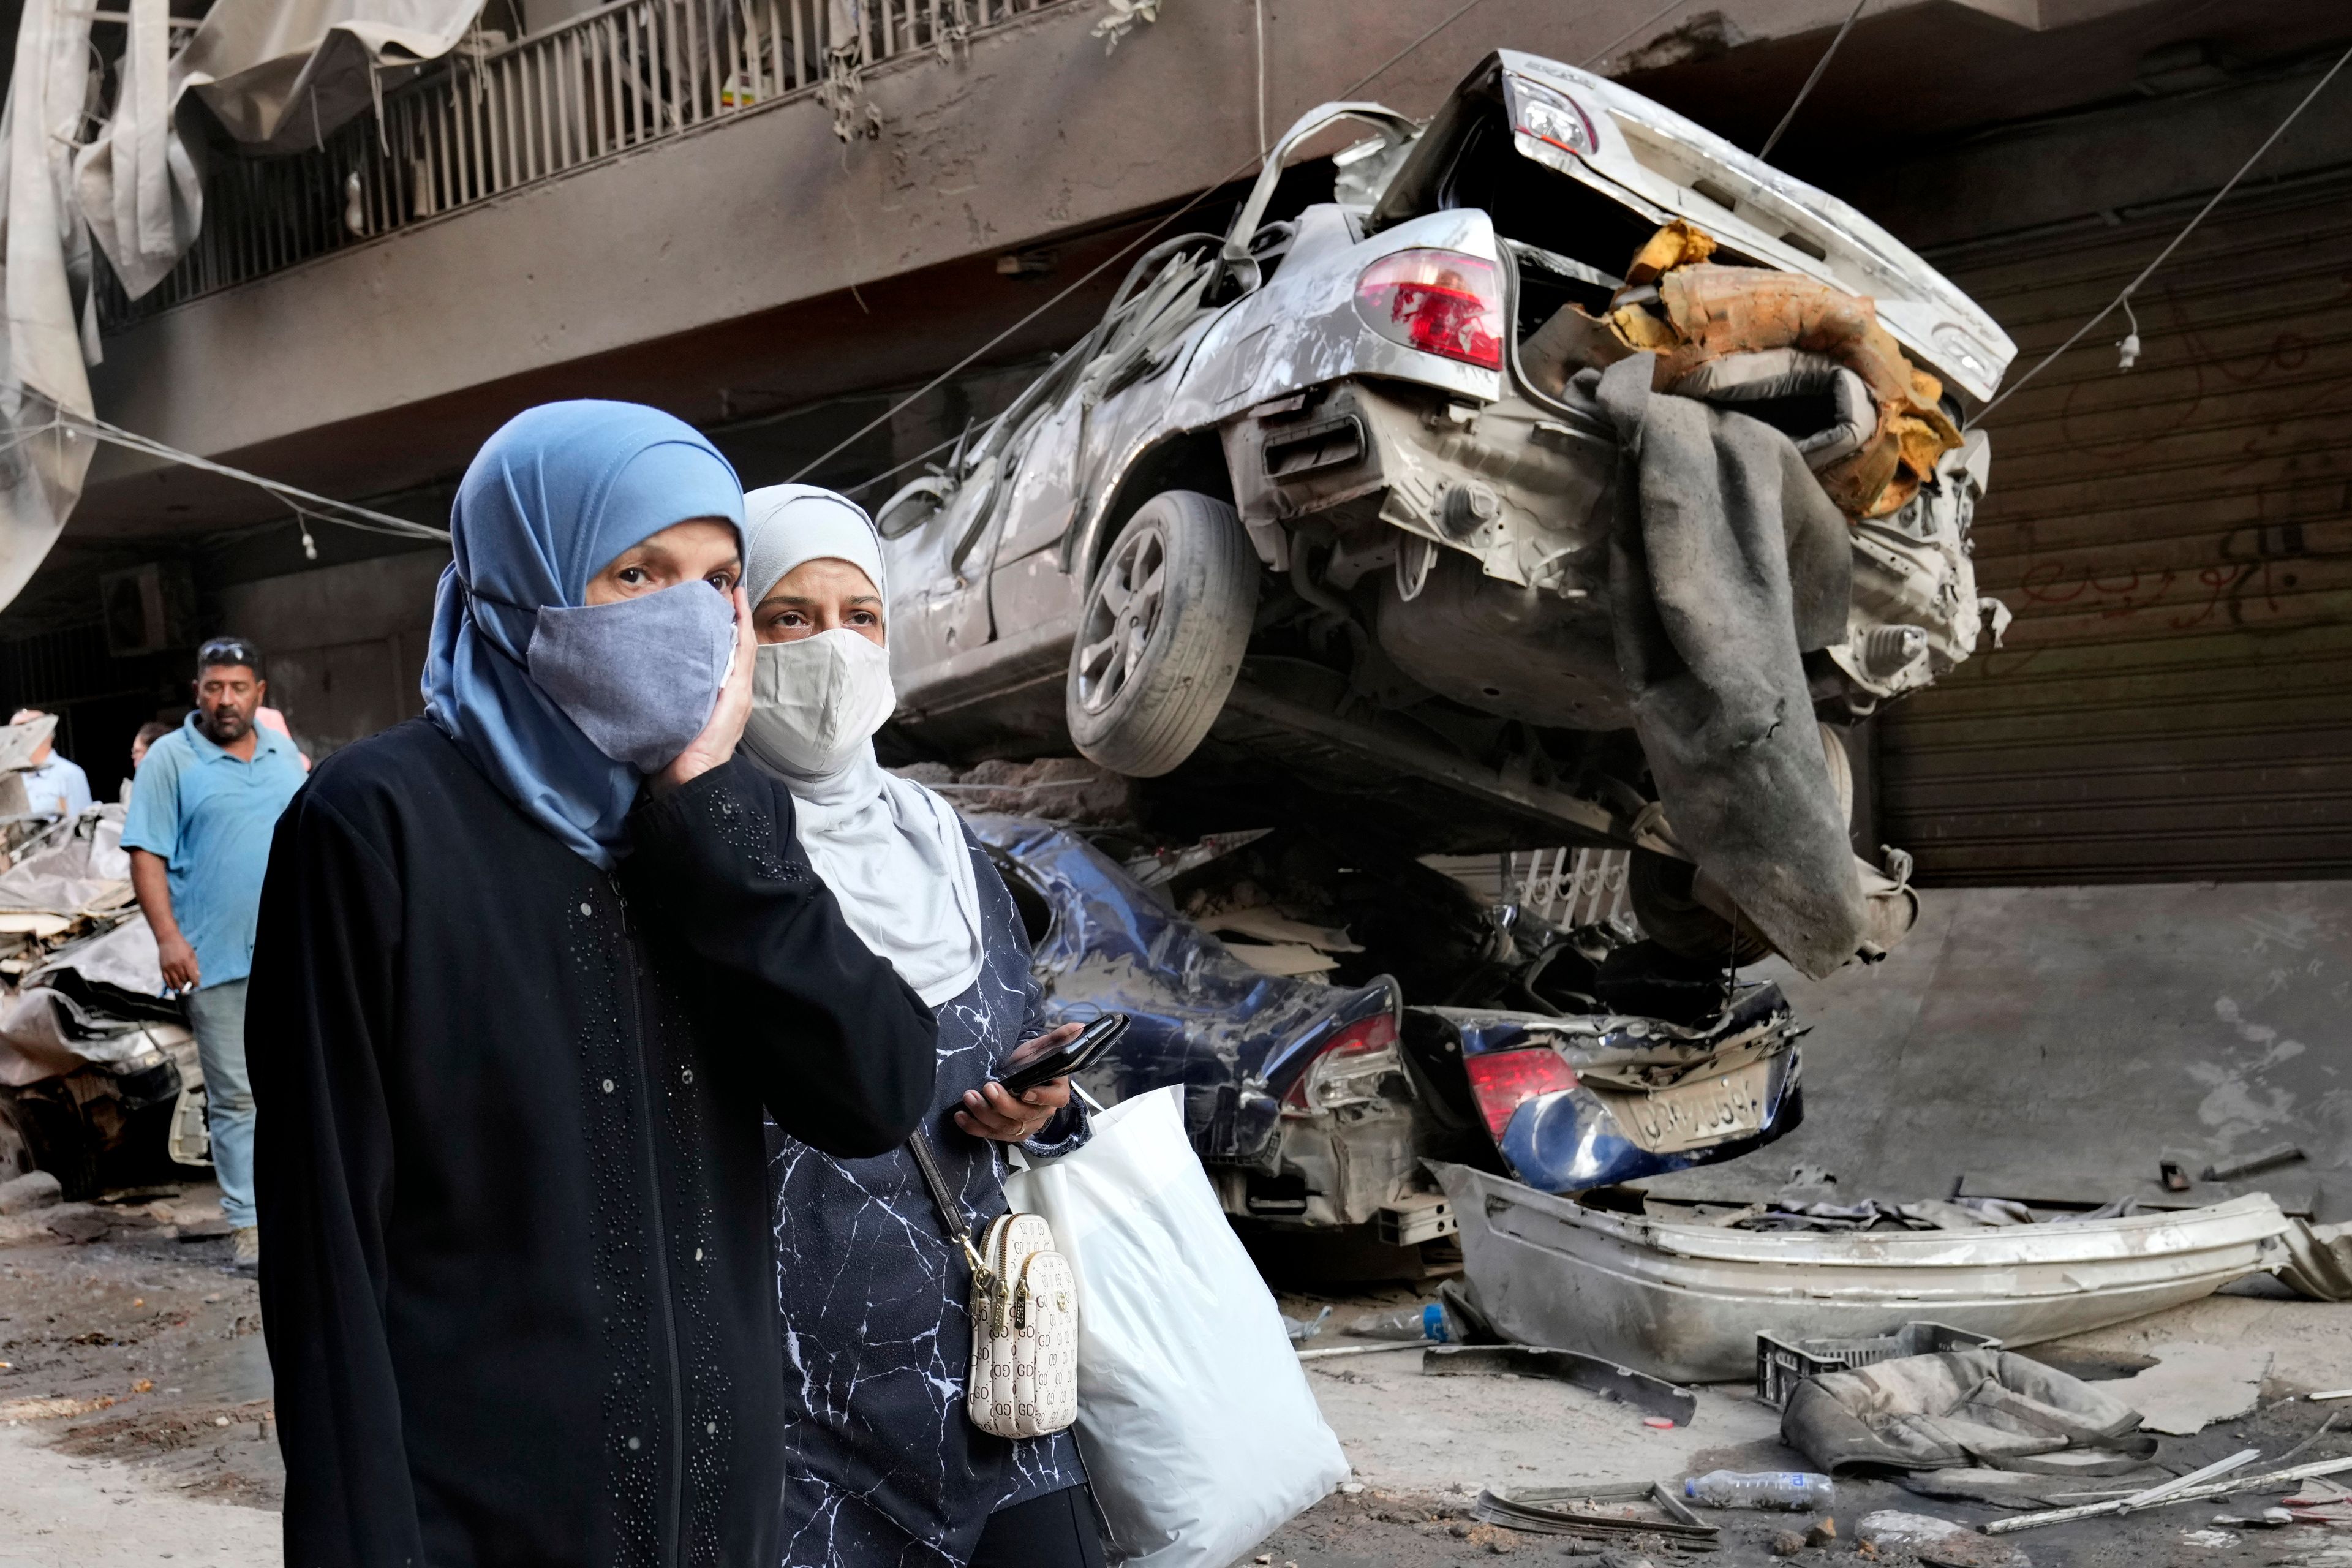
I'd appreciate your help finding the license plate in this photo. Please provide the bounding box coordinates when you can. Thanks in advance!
[1587,1057,1773,1154]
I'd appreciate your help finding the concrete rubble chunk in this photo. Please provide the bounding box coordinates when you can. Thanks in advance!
[1856,1510,2032,1567]
[2110,1343,2272,1436]
[0,1169,62,1214]
[43,1206,113,1243]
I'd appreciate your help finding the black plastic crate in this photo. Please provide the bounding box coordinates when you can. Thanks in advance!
[1755,1322,2001,1408]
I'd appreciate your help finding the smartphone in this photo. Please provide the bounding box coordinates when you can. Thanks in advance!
[993,1012,1129,1098]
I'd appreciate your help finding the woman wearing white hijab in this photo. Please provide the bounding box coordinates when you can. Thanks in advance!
[741,485,1106,1568]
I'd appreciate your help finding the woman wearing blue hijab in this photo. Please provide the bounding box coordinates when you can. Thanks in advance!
[246,402,938,1568]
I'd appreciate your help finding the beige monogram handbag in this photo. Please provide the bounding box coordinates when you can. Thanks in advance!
[908,1130,1079,1439]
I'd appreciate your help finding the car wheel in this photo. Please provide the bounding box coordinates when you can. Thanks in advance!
[10,1087,102,1201]
[1627,850,1776,967]
[0,1093,32,1179]
[1067,490,1258,777]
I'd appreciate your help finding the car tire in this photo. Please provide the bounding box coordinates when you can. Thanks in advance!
[1067,490,1259,778]
[0,1093,32,1180]
[1627,850,1775,967]
[10,1087,101,1201]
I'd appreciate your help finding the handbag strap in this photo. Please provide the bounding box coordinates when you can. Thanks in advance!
[908,1128,998,1292]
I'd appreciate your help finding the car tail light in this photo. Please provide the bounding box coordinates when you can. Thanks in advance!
[1354,250,1504,371]
[1510,80,1597,160]
[1281,1011,1401,1114]
[1463,1047,1578,1142]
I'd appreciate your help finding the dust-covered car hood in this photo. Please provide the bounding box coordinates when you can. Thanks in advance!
[1374,50,2015,403]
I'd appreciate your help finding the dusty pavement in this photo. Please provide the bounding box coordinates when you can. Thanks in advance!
[1253,1283,2352,1568]
[7,1183,2352,1568]
[0,1182,282,1568]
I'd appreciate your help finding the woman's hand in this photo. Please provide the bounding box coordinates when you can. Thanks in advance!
[956,1021,1085,1143]
[649,585,755,799]
[955,1076,1072,1144]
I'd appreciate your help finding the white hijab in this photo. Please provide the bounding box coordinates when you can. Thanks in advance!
[740,484,984,1007]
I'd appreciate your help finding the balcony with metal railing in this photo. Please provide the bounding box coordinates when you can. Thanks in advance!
[93,0,1076,334]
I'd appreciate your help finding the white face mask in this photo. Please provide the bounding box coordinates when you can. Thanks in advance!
[741,628,897,777]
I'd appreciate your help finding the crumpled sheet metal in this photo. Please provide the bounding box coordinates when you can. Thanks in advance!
[958,812,1389,1162]
[0,984,167,1086]
[1525,221,1964,519]
[1782,1348,2156,1476]
[1438,1161,2292,1383]
[2272,1216,2352,1301]
[0,808,161,1085]
[25,914,167,1005]
[0,715,59,773]
[0,809,134,915]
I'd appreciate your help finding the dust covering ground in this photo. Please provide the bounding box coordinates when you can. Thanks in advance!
[5,1186,2351,1567]
[0,1183,279,1566]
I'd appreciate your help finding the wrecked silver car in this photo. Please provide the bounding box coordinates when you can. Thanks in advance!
[877,50,2015,978]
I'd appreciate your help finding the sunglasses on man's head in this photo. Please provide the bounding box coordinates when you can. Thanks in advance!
[198,641,262,669]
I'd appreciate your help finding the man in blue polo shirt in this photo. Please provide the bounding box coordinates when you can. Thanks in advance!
[126,638,308,1268]
[10,709,92,822]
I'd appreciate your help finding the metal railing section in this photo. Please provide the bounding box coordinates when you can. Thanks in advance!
[96,0,1068,331]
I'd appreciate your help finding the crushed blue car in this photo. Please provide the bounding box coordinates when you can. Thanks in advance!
[965,812,1804,1235]
[1412,992,1804,1197]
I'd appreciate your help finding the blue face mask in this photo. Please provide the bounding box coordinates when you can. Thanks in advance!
[525,580,736,774]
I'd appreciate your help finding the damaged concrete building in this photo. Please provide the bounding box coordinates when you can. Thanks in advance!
[2,8,2352,1559]
[0,0,2346,1224]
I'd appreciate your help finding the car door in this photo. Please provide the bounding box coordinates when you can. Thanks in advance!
[982,396,1089,641]
[881,467,1000,690]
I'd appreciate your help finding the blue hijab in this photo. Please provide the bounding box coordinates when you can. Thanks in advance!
[422,401,745,867]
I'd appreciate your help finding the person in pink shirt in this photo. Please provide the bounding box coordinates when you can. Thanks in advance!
[254,707,311,771]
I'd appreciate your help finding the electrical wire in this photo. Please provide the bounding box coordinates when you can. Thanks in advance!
[1253,0,1268,155]
[834,429,965,501]
[1973,39,2352,424]
[68,412,453,543]
[1758,0,1868,160]
[784,0,1498,484]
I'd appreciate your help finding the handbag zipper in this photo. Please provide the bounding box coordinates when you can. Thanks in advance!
[987,1218,1009,1338]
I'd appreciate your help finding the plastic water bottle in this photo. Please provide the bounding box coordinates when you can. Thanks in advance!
[1344,1302,1457,1343]
[1281,1306,1332,1343]
[1681,1471,1835,1510]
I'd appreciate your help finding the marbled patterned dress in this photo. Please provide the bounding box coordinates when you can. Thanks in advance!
[769,832,1091,1566]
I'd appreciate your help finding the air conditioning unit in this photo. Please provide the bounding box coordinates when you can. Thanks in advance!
[99,562,195,657]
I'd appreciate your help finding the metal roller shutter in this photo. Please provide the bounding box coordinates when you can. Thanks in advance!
[1880,174,2352,884]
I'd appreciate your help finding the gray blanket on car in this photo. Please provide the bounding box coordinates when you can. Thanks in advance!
[1583,353,1864,978]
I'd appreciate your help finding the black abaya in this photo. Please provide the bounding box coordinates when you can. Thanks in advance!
[247,719,938,1568]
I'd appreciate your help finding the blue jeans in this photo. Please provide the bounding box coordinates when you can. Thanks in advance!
[184,978,255,1229]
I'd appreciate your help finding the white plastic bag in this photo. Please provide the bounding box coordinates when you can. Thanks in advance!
[1005,1085,1349,1566]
